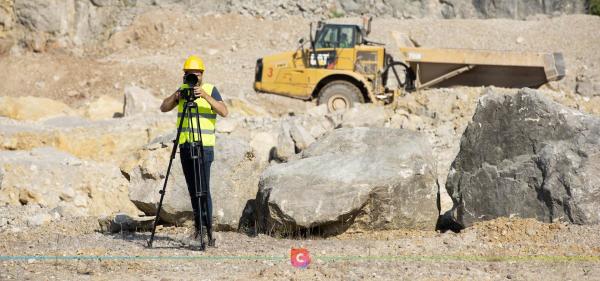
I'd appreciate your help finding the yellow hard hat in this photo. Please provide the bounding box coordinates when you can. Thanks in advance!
[183,55,205,71]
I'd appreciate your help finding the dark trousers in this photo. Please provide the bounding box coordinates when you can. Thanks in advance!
[179,143,214,231]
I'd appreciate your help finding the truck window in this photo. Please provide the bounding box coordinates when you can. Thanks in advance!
[315,26,338,49]
[338,27,355,48]
[315,25,356,49]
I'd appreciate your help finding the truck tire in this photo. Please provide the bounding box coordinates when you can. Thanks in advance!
[317,81,364,112]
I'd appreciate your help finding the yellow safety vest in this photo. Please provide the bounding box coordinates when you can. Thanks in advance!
[177,83,217,146]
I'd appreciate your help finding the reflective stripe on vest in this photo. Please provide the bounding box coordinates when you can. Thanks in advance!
[177,83,217,146]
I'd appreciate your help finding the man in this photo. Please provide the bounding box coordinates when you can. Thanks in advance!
[160,55,228,246]
[339,33,352,48]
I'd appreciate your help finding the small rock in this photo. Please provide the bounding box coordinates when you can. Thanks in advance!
[516,36,525,44]
[98,213,154,233]
[576,81,600,97]
[216,117,239,133]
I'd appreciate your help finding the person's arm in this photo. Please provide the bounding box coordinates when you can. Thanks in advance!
[160,90,180,112]
[195,86,228,117]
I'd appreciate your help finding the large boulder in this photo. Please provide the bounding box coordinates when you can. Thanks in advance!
[447,89,600,227]
[127,134,263,230]
[255,127,440,236]
[0,147,139,217]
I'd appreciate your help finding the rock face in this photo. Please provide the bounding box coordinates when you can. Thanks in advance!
[225,0,587,19]
[255,127,440,236]
[0,147,140,217]
[0,113,174,164]
[446,88,600,227]
[0,0,589,53]
[472,0,586,19]
[127,133,262,230]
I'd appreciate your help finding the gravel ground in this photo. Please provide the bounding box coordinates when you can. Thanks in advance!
[1,213,600,280]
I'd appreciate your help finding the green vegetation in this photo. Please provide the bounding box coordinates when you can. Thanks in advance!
[591,0,600,16]
[329,11,345,18]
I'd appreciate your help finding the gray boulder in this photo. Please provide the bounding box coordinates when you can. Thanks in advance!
[274,120,295,162]
[447,88,600,227]
[255,127,440,236]
[289,119,315,151]
[14,0,70,34]
[128,134,263,230]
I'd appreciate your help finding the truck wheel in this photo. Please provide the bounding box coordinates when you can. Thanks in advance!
[317,81,364,112]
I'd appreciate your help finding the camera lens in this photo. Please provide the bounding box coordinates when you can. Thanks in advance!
[184,73,198,87]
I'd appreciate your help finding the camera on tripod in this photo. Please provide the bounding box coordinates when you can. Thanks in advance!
[179,73,199,101]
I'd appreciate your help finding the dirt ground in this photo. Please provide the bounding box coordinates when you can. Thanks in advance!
[1,214,600,281]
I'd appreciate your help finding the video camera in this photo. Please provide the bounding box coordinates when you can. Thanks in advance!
[179,73,199,101]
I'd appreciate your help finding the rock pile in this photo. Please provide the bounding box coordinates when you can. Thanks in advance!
[0,147,140,217]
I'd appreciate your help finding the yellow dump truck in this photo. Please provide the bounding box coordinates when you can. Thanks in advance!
[253,20,565,111]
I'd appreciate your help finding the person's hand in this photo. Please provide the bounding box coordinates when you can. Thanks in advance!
[193,85,209,99]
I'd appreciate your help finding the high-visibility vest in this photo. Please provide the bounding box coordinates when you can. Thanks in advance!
[177,83,217,146]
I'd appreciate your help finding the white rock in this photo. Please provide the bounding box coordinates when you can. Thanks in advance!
[123,86,162,117]
[26,213,52,227]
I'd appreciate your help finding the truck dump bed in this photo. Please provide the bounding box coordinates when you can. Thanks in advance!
[398,47,565,90]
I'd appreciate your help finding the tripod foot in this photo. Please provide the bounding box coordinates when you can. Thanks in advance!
[208,238,216,247]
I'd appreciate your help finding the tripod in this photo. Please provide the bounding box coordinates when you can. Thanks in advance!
[147,89,214,251]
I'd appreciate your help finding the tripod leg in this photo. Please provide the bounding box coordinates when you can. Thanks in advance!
[200,159,215,247]
[188,113,206,251]
[147,102,189,248]
[195,130,214,247]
